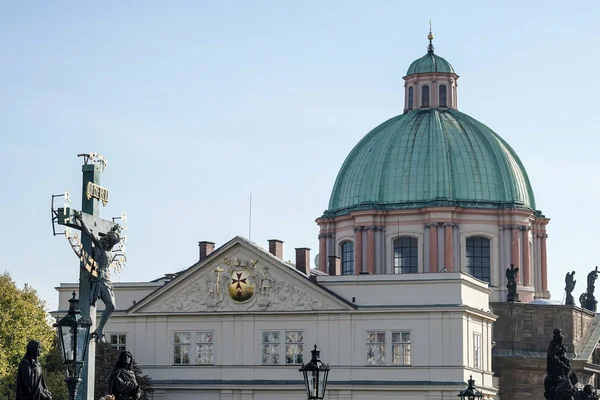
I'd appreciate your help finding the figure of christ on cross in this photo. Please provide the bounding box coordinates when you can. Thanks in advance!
[212,267,224,295]
[73,210,121,342]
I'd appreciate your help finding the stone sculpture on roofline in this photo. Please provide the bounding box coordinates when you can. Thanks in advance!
[579,267,599,313]
[506,264,520,302]
[565,271,576,306]
[544,328,599,400]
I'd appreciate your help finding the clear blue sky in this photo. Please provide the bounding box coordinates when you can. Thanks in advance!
[1,1,599,311]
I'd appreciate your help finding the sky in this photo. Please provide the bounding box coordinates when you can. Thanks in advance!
[1,1,599,311]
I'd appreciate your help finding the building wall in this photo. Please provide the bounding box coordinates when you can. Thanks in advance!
[490,303,595,353]
[102,308,495,399]
[54,239,498,400]
[490,302,599,400]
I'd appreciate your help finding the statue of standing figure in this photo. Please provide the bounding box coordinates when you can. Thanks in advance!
[107,351,143,400]
[16,340,53,400]
[544,328,600,400]
[565,271,576,305]
[579,267,599,313]
[506,264,520,302]
[74,211,121,342]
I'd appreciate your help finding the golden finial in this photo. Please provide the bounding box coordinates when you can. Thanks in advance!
[427,20,434,53]
[428,20,434,41]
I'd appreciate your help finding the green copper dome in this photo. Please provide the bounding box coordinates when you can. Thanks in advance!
[325,109,536,217]
[406,50,455,76]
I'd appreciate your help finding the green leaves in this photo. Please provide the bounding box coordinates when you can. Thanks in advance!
[0,273,55,398]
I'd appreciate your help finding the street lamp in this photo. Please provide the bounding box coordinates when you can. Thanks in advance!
[53,292,92,400]
[458,375,484,400]
[299,344,330,400]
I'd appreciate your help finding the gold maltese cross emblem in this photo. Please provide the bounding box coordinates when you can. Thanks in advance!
[227,266,255,303]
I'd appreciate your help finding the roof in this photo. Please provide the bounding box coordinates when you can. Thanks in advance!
[127,235,357,314]
[406,50,455,76]
[325,108,536,217]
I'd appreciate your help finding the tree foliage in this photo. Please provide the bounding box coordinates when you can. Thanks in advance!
[0,272,55,398]
[95,342,153,400]
[44,336,68,400]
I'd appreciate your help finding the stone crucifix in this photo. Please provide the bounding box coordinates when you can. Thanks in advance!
[212,266,224,295]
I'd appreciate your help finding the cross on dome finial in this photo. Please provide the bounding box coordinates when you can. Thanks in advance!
[427,20,434,53]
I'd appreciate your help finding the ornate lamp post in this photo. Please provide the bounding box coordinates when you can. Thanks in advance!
[53,292,92,400]
[299,344,330,400]
[458,375,484,400]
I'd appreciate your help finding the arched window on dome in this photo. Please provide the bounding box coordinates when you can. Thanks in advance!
[466,236,491,283]
[393,237,418,274]
[341,241,354,275]
[439,85,447,107]
[408,87,414,109]
[421,85,430,107]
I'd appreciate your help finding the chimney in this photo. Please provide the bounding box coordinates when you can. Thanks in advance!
[295,247,311,275]
[198,241,215,262]
[328,256,341,276]
[268,239,284,259]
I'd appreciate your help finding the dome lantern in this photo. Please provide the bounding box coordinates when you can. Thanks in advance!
[403,28,459,113]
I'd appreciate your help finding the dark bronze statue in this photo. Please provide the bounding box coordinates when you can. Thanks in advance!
[16,340,53,400]
[544,328,600,400]
[74,211,121,342]
[580,386,600,400]
[107,351,142,400]
[565,271,576,305]
[506,263,520,302]
[579,267,599,313]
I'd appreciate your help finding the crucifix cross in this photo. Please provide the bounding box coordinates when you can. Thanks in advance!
[212,266,224,295]
[60,208,124,276]
[50,153,126,400]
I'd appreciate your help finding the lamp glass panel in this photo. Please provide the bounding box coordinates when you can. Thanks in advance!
[317,369,327,397]
[76,326,88,362]
[302,370,311,398]
[61,325,75,361]
[318,369,329,397]
[311,369,319,397]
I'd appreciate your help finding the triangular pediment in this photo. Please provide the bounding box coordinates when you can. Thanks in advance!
[130,237,353,314]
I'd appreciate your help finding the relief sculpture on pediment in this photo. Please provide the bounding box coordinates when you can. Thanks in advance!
[143,257,330,313]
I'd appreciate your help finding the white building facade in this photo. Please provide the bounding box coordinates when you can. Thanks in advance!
[56,236,496,400]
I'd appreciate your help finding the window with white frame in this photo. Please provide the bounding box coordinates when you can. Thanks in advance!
[366,332,386,365]
[261,331,304,364]
[173,331,214,365]
[392,332,411,365]
[367,331,411,365]
[196,332,214,364]
[108,334,126,352]
[473,332,482,369]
